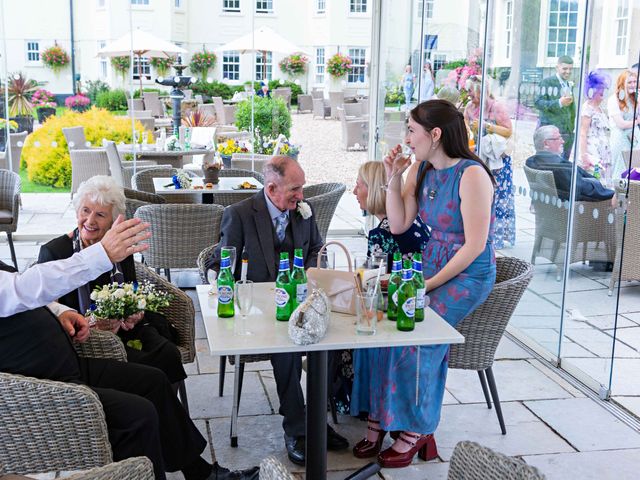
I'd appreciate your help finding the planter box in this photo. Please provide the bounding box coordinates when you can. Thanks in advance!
[37,107,57,124]
[10,116,34,134]
[71,105,90,113]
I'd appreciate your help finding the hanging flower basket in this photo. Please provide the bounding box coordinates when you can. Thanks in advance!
[279,54,309,77]
[150,56,175,77]
[189,49,217,81]
[327,53,352,78]
[42,44,70,74]
[111,56,131,82]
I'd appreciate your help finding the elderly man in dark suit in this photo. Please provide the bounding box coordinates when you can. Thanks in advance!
[534,55,576,159]
[214,155,348,465]
[526,125,614,202]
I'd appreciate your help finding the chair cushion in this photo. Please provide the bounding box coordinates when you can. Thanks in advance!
[0,209,14,224]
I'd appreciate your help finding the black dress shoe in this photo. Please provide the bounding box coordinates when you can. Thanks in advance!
[284,434,306,465]
[208,462,260,480]
[327,425,349,451]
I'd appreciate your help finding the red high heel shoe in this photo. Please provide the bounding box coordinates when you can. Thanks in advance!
[353,418,387,458]
[377,432,438,468]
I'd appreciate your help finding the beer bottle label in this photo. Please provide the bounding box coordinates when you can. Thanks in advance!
[402,297,416,318]
[218,285,233,304]
[275,287,290,307]
[296,283,308,303]
[392,290,399,306]
[416,288,426,309]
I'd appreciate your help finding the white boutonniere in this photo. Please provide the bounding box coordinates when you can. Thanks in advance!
[297,201,312,220]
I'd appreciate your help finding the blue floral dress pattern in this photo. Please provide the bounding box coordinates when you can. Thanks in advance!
[351,159,496,434]
[492,156,516,250]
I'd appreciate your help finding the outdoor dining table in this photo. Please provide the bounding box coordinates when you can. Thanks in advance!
[196,282,464,480]
[117,144,214,169]
[153,176,263,203]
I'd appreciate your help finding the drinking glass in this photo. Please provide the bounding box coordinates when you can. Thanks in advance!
[221,246,237,273]
[206,269,217,296]
[234,280,253,336]
[133,130,140,149]
[319,250,335,270]
[381,144,413,191]
[355,291,378,335]
[141,131,149,150]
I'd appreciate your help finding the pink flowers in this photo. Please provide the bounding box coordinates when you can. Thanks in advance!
[65,94,90,108]
[41,44,70,73]
[32,89,56,108]
[327,53,353,78]
[279,54,309,76]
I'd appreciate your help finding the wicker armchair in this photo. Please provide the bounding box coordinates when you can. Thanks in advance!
[103,140,157,188]
[609,180,640,294]
[212,96,236,125]
[62,126,89,150]
[297,94,313,113]
[142,92,166,118]
[70,149,111,197]
[123,187,166,219]
[273,87,292,110]
[337,106,369,151]
[0,131,28,174]
[132,166,176,193]
[328,91,345,119]
[74,329,128,361]
[0,170,20,269]
[524,165,615,280]
[304,182,346,241]
[230,153,271,171]
[312,97,331,119]
[64,457,154,480]
[447,441,545,480]
[259,456,296,480]
[448,257,533,435]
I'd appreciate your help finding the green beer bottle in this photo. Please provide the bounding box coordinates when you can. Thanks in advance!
[275,252,293,321]
[291,248,308,310]
[387,251,402,321]
[412,252,426,322]
[217,249,235,318]
[397,259,416,332]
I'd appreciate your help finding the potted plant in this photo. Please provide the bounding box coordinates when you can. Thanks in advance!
[279,54,309,77]
[189,48,217,82]
[150,56,175,78]
[202,155,223,184]
[32,88,57,123]
[65,93,91,112]
[7,72,37,133]
[41,43,70,75]
[111,56,131,84]
[217,138,249,167]
[0,118,18,151]
[327,53,352,78]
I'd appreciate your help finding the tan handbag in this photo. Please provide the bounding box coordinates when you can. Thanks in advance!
[307,241,358,315]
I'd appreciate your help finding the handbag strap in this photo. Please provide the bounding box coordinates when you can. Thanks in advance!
[316,241,353,272]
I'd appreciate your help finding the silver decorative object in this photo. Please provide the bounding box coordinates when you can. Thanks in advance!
[288,289,330,345]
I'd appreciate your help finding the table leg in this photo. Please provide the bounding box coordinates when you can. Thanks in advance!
[306,350,328,480]
[230,353,241,447]
[202,192,214,204]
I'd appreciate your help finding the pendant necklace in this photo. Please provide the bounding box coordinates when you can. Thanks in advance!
[428,189,437,200]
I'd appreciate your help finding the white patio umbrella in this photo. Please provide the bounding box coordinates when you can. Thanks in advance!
[98,29,187,94]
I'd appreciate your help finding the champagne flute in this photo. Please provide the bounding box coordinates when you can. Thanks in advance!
[207,269,217,296]
[234,280,253,336]
[221,246,237,274]
[381,144,413,190]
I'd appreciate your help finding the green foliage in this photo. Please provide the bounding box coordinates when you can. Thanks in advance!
[132,87,164,99]
[111,56,131,82]
[21,108,146,188]
[191,80,235,100]
[189,49,217,81]
[84,80,111,104]
[7,73,38,117]
[327,53,352,78]
[384,85,404,105]
[96,89,128,111]
[235,96,291,139]
[150,56,175,77]
[279,54,308,76]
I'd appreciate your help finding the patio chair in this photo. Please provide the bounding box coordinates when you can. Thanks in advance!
[212,96,236,125]
[356,97,370,115]
[609,180,640,295]
[142,91,166,118]
[337,106,369,151]
[297,94,313,113]
[195,94,204,104]
[343,102,363,118]
[103,140,158,188]
[523,165,615,280]
[127,98,145,111]
[132,117,156,133]
[311,88,324,99]
[230,153,271,171]
[0,131,28,174]
[312,97,331,119]
[273,87,292,109]
[342,87,357,101]
[447,441,545,480]
[62,126,90,150]
[198,103,217,122]
[70,149,111,197]
[303,182,346,241]
[123,187,166,219]
[182,89,193,100]
[259,456,296,480]
[448,257,533,435]
[127,109,154,118]
[621,149,640,170]
[134,203,225,282]
[0,170,20,269]
[328,91,345,118]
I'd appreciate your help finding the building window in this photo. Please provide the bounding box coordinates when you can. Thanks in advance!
[26,41,40,62]
[418,0,433,19]
[130,0,149,4]
[97,0,105,7]
[98,41,108,78]
[174,0,182,7]
[546,0,578,58]
[316,0,325,14]
[347,48,366,83]
[432,54,447,71]
[223,52,240,80]
[133,57,151,80]
[350,0,367,13]
[315,47,325,83]
[255,51,272,81]
[256,0,273,13]
[223,0,240,11]
[505,0,513,59]
[615,0,629,56]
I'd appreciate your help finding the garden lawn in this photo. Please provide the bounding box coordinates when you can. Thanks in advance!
[19,168,70,193]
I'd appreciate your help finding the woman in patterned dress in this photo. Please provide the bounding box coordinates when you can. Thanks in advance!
[351,100,496,468]
[607,69,639,180]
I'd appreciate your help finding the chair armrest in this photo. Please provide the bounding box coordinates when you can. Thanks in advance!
[74,329,128,362]
[0,372,112,475]
[197,243,219,284]
[65,457,154,480]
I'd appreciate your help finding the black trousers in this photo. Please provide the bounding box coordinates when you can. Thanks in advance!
[79,358,206,480]
[271,352,305,437]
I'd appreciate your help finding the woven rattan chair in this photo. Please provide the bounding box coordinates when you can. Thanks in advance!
[0,131,28,174]
[0,170,20,269]
[448,257,533,435]
[303,182,346,241]
[132,166,176,193]
[212,96,236,125]
[70,149,111,197]
[447,441,545,480]
[230,153,271,171]
[524,165,615,280]
[142,92,165,118]
[337,106,369,151]
[312,97,331,119]
[123,187,166,219]
[103,140,157,188]
[64,457,154,480]
[259,456,296,480]
[297,94,313,113]
[62,126,90,150]
[273,87,292,109]
[134,203,224,282]
[609,180,640,294]
[328,91,345,118]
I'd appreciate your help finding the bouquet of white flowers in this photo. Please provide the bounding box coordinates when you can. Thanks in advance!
[172,170,192,189]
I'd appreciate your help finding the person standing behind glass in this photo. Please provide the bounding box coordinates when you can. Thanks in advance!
[402,64,416,111]
[419,61,435,102]
[608,69,640,179]
[535,55,576,159]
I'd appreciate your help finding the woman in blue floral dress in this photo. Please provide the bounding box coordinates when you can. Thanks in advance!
[351,100,496,468]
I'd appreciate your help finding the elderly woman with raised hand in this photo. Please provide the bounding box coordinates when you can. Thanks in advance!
[37,175,186,385]
[608,69,640,179]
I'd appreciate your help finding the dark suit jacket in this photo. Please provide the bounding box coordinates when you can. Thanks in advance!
[525,152,614,202]
[215,190,323,282]
[534,75,576,137]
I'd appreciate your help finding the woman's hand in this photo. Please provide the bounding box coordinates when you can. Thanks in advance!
[94,318,122,334]
[383,144,412,184]
[121,311,145,331]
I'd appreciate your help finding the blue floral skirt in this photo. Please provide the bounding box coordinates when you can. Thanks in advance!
[492,156,515,249]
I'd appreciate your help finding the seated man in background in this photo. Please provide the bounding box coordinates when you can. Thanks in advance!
[0,216,258,480]
[526,125,614,202]
[214,155,348,465]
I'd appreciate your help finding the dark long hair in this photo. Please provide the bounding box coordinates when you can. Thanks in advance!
[411,99,495,200]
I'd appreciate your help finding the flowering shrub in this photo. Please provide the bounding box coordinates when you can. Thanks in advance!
[32,89,56,108]
[65,94,91,109]
[445,50,482,90]
[217,138,249,155]
[189,50,217,80]
[0,119,18,132]
[41,44,70,74]
[150,56,175,77]
[279,54,309,76]
[327,53,352,78]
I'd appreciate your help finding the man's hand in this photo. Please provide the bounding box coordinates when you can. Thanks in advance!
[120,311,144,331]
[58,310,91,343]
[101,216,152,263]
